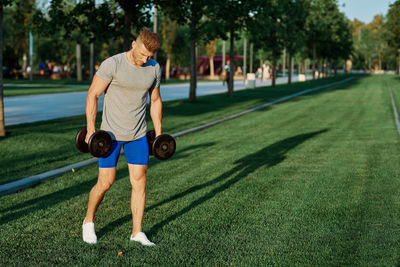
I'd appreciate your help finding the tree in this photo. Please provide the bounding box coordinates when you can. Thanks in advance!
[318,8,352,75]
[281,0,309,84]
[158,0,219,101]
[205,39,217,78]
[212,0,252,96]
[160,11,177,80]
[249,0,285,87]
[304,0,351,78]
[12,0,35,73]
[115,0,152,51]
[305,0,332,79]
[0,0,14,137]
[33,0,115,80]
[368,15,386,71]
[385,0,400,75]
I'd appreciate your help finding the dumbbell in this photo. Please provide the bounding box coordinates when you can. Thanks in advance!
[75,127,176,160]
[146,130,176,160]
[75,127,113,158]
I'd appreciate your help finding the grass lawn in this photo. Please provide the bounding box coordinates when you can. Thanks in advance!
[0,75,354,185]
[1,75,400,265]
[3,78,214,96]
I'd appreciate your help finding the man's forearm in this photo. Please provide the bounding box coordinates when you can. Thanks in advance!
[86,94,98,132]
[150,99,162,136]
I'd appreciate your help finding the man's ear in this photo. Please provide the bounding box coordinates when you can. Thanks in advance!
[131,41,136,49]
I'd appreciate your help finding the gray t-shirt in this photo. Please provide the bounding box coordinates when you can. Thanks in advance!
[96,52,161,141]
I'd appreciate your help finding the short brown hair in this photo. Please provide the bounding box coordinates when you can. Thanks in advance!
[137,28,161,52]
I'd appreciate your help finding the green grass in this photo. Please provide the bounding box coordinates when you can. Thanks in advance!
[3,78,215,96]
[0,75,355,185]
[1,74,400,265]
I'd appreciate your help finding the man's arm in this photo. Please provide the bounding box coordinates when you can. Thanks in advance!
[85,74,110,143]
[149,86,162,137]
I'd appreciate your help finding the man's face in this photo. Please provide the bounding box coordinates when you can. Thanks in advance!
[131,41,154,66]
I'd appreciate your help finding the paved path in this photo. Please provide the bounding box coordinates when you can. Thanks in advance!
[4,76,305,126]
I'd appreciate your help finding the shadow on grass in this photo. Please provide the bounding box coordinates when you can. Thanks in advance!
[0,142,215,225]
[97,129,328,239]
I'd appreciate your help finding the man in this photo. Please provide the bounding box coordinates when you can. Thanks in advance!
[82,28,162,246]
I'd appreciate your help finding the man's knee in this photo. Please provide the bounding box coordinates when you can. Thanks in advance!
[129,165,147,185]
[96,179,114,192]
[96,168,116,191]
[131,172,146,183]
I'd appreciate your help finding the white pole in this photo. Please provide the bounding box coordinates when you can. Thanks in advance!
[243,35,247,80]
[29,31,33,80]
[222,40,226,73]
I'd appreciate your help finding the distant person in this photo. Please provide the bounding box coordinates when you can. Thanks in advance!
[38,62,45,75]
[262,63,270,81]
[25,66,31,78]
[224,60,231,88]
[82,28,162,247]
[256,67,262,78]
[235,66,242,76]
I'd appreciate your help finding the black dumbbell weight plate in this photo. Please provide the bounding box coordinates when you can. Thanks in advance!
[75,127,90,153]
[88,130,113,158]
[152,134,176,160]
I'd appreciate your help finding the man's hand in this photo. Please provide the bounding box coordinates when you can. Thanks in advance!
[85,128,96,144]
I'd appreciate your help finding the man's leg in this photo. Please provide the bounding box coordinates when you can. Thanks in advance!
[82,167,116,244]
[128,164,148,236]
[128,164,155,246]
[84,167,117,223]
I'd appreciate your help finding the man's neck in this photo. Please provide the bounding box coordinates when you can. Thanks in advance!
[126,50,138,66]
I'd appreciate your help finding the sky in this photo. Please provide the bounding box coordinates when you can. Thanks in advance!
[337,0,394,24]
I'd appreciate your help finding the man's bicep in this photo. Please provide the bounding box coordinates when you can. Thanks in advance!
[149,86,161,102]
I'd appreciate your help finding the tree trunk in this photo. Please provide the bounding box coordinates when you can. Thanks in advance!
[249,43,253,73]
[90,42,95,81]
[243,35,246,80]
[153,6,158,61]
[166,54,171,80]
[228,28,235,97]
[272,49,277,88]
[282,48,286,78]
[222,41,226,74]
[0,3,5,136]
[398,49,400,76]
[288,54,292,84]
[378,51,382,71]
[318,60,322,79]
[312,40,316,80]
[334,60,337,76]
[189,33,197,101]
[76,43,82,81]
[209,56,214,78]
[123,11,133,51]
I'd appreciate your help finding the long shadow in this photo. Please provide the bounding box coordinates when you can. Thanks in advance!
[98,129,328,239]
[0,142,214,225]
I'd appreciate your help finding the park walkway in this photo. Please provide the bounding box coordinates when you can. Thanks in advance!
[4,76,304,126]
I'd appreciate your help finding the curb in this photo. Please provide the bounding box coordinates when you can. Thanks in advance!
[389,89,400,135]
[0,77,354,197]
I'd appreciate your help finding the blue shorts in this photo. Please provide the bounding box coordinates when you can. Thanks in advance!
[98,135,149,168]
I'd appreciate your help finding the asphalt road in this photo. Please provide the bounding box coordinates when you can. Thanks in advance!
[4,77,302,126]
